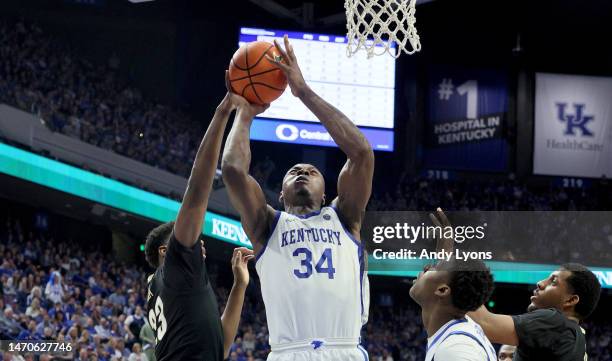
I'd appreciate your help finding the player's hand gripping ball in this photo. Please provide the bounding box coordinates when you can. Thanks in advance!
[228,41,288,105]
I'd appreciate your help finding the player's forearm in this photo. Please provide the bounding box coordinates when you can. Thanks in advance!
[221,110,254,177]
[468,306,518,345]
[298,87,372,160]
[174,101,232,246]
[220,282,247,358]
[468,305,491,328]
[183,101,232,206]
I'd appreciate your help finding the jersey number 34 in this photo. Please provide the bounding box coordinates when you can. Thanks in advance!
[293,248,336,279]
[148,296,167,342]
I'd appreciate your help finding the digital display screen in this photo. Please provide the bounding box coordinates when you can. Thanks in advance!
[238,27,396,151]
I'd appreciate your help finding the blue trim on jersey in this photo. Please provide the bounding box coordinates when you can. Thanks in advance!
[329,205,361,247]
[358,243,365,316]
[427,318,468,352]
[293,208,324,219]
[358,345,369,361]
[255,210,281,264]
[440,331,493,361]
[329,205,366,319]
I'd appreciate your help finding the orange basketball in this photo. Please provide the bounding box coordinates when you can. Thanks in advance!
[228,41,288,105]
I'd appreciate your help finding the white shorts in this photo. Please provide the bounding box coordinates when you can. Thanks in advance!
[267,342,369,361]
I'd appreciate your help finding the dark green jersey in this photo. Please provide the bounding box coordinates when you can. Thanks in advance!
[512,308,587,361]
[147,233,224,361]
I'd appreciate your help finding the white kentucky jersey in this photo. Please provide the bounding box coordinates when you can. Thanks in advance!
[255,206,369,351]
[425,317,497,361]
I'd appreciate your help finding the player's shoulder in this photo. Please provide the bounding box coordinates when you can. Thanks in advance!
[517,308,565,323]
[436,334,488,360]
[531,307,563,317]
[512,308,568,337]
[146,273,157,305]
[267,204,281,221]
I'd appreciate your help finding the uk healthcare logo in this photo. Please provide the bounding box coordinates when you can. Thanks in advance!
[556,103,594,137]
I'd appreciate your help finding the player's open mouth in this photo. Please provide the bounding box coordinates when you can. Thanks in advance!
[295,176,308,183]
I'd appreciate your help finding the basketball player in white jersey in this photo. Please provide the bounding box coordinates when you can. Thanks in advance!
[222,35,373,361]
[410,210,496,361]
[410,257,496,361]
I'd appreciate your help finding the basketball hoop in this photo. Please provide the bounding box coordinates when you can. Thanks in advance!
[345,0,421,59]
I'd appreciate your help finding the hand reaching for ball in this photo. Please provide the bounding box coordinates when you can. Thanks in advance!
[267,35,310,98]
[222,70,269,117]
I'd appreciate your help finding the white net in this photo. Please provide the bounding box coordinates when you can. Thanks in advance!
[345,0,421,58]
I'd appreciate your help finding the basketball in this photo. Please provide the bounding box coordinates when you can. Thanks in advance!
[228,41,288,105]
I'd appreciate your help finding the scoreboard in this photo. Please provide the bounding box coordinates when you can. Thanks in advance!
[238,27,396,151]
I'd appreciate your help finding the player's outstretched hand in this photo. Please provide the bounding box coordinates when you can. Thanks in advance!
[221,70,249,110]
[266,34,309,98]
[429,207,455,254]
[223,70,270,116]
[231,247,255,287]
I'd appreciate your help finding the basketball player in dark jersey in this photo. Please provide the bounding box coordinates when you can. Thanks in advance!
[470,263,601,361]
[144,72,263,361]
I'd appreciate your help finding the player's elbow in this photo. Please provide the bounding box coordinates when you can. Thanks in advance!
[352,145,374,165]
[221,161,247,184]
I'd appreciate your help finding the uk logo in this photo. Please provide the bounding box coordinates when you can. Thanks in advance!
[311,340,324,350]
[556,103,594,137]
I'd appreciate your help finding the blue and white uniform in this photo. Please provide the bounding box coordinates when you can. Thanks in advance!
[426,317,497,361]
[255,206,369,361]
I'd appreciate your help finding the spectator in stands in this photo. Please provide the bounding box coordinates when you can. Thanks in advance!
[108,286,127,307]
[139,321,156,361]
[17,319,41,340]
[95,317,112,339]
[125,305,145,348]
[498,344,516,360]
[36,313,53,336]
[25,286,41,307]
[0,18,203,179]
[24,297,41,319]
[128,343,149,361]
[44,271,65,304]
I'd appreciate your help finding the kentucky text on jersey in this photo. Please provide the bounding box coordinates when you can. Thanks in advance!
[280,228,342,247]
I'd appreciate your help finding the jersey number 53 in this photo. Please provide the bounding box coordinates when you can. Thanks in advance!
[148,296,167,342]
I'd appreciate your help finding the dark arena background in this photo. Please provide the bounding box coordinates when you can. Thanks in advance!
[1,0,611,360]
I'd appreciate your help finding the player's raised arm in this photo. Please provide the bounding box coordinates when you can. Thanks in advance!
[269,35,374,231]
[468,306,519,346]
[173,72,242,248]
[221,247,255,358]
[221,97,275,248]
